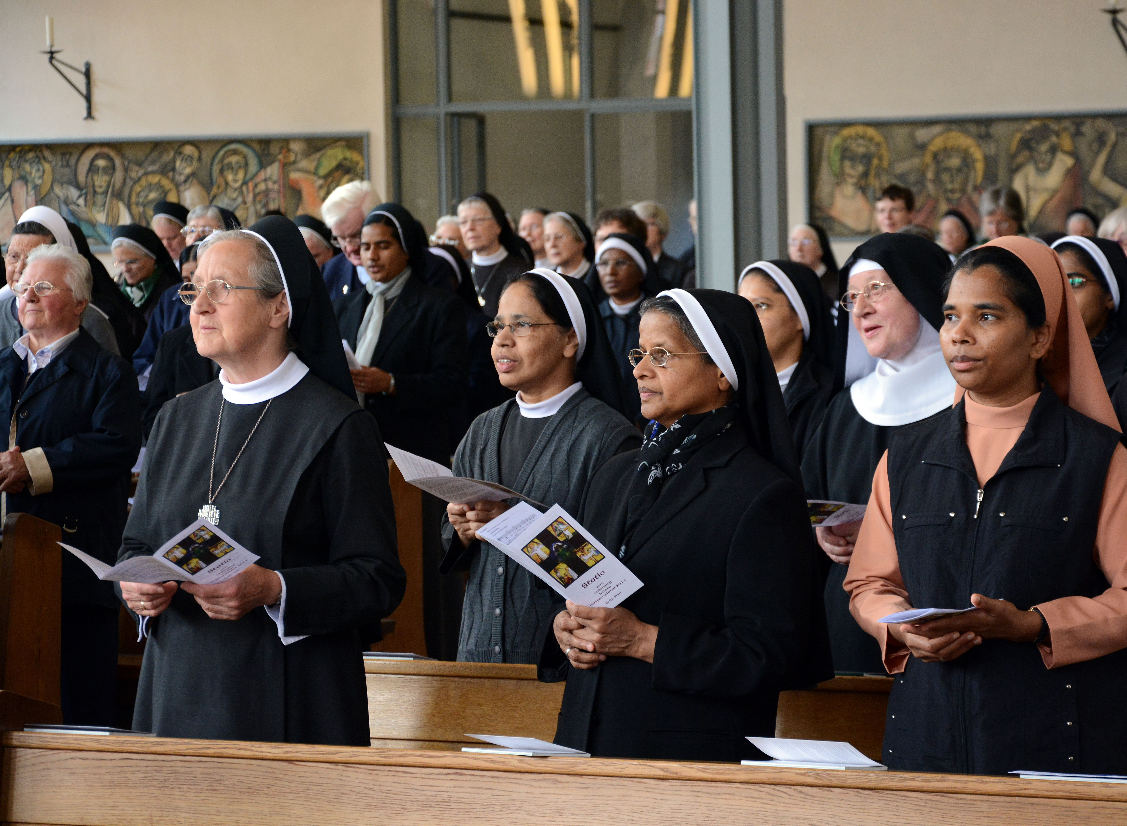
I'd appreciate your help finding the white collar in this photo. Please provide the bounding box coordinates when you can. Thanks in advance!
[355,262,372,285]
[472,247,508,266]
[848,319,956,426]
[219,351,309,404]
[609,295,643,316]
[516,381,582,418]
[776,360,798,391]
[559,260,590,279]
[13,328,80,373]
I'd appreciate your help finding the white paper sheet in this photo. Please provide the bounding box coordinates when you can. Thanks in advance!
[878,606,977,624]
[386,443,543,506]
[342,340,361,370]
[476,501,643,608]
[744,737,886,770]
[60,518,258,584]
[463,734,590,757]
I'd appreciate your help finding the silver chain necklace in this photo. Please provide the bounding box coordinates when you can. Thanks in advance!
[198,398,273,525]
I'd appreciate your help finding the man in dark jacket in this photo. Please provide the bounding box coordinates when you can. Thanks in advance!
[0,243,141,725]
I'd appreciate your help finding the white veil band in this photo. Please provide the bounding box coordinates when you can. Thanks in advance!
[527,267,587,360]
[659,288,739,390]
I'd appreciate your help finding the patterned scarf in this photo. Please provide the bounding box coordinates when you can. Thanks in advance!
[620,405,737,557]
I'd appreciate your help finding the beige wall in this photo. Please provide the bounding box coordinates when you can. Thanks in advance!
[0,0,389,195]
[783,0,1127,261]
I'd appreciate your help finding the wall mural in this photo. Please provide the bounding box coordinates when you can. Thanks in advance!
[807,114,1127,239]
[0,135,367,248]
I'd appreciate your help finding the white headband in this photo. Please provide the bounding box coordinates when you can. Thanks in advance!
[659,288,739,391]
[16,206,75,252]
[429,246,463,284]
[547,212,586,244]
[527,267,586,360]
[848,258,884,278]
[368,210,407,252]
[110,237,156,259]
[152,210,185,228]
[596,237,647,274]
[1052,235,1121,311]
[200,229,293,327]
[298,225,333,251]
[739,261,811,341]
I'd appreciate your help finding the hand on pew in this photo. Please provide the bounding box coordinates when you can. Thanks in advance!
[121,580,179,617]
[181,564,283,621]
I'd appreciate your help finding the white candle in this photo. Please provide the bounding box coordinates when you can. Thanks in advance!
[45,16,53,50]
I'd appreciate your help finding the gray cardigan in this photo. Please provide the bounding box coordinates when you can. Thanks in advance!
[441,388,639,663]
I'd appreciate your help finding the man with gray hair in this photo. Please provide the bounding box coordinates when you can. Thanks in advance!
[319,180,380,299]
[0,243,141,725]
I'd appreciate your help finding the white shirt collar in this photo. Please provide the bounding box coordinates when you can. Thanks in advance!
[609,295,643,316]
[355,263,372,286]
[219,351,309,404]
[515,381,582,419]
[14,328,80,374]
[472,247,508,266]
[776,361,798,392]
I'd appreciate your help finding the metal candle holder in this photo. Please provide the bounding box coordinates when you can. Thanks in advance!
[42,47,93,120]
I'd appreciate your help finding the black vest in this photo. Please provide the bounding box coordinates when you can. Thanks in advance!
[884,389,1127,775]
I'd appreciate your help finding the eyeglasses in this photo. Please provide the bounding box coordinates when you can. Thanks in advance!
[840,280,897,311]
[115,258,145,270]
[179,279,269,305]
[458,217,495,228]
[595,259,636,272]
[484,320,558,337]
[330,231,362,249]
[181,225,218,238]
[542,233,573,244]
[13,281,72,298]
[627,347,707,368]
[789,237,815,248]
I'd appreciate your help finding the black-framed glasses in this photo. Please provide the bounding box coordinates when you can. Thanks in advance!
[179,279,269,305]
[13,280,72,298]
[485,320,558,338]
[627,347,707,368]
[840,280,897,311]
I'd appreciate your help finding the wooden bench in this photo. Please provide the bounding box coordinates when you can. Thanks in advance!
[775,675,892,761]
[4,732,1127,824]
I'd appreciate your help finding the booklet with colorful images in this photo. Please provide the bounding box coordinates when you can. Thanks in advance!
[386,443,545,507]
[59,517,258,585]
[476,501,643,608]
[807,500,867,527]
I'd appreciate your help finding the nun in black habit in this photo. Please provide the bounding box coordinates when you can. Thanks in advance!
[119,215,405,745]
[547,289,830,761]
[460,191,534,318]
[442,268,639,664]
[801,232,954,674]
[738,259,836,458]
[1050,235,1127,397]
[110,224,180,321]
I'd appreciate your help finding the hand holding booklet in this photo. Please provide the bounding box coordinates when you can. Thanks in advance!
[476,501,643,608]
[879,606,977,624]
[60,518,258,585]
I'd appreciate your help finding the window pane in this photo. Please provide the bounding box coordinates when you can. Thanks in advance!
[395,1,436,105]
[450,0,580,102]
[397,117,441,231]
[593,111,694,256]
[592,0,693,99]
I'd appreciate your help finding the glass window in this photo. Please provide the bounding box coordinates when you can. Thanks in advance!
[450,0,580,102]
[592,0,693,99]
[397,117,441,231]
[593,111,695,255]
[395,1,436,105]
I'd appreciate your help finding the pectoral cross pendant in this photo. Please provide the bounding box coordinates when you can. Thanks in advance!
[198,503,220,525]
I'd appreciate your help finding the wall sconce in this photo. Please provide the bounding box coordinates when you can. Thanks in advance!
[42,16,93,120]
[1105,4,1127,60]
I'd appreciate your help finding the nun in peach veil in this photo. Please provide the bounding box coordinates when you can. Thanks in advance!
[846,236,1127,776]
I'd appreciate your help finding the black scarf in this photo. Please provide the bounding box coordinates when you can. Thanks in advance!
[620,405,738,556]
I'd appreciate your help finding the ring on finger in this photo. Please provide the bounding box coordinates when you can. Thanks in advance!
[564,647,573,657]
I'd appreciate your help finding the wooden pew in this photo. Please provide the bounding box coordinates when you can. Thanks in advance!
[775,675,892,761]
[369,460,427,656]
[4,732,1127,824]
[0,513,63,724]
[365,658,562,748]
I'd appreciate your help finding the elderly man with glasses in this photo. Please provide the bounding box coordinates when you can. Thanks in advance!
[0,242,141,727]
[319,180,380,302]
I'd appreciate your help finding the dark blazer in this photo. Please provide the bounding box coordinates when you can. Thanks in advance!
[0,328,141,606]
[338,274,469,463]
[549,425,830,762]
[322,253,362,303]
[141,323,217,440]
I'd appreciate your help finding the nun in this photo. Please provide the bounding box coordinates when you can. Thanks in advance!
[1050,235,1127,396]
[801,233,954,674]
[442,269,639,663]
[548,289,830,761]
[118,215,406,744]
[738,259,836,457]
[595,232,657,426]
[110,224,179,320]
[787,222,839,305]
[457,191,534,318]
[544,211,596,282]
[846,237,1127,775]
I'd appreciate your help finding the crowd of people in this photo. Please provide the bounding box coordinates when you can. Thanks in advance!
[3,175,1127,777]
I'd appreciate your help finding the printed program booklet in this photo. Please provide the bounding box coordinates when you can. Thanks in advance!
[462,734,590,757]
[807,500,867,527]
[476,501,643,608]
[386,443,544,507]
[59,518,258,585]
[879,606,977,624]
[742,737,887,770]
